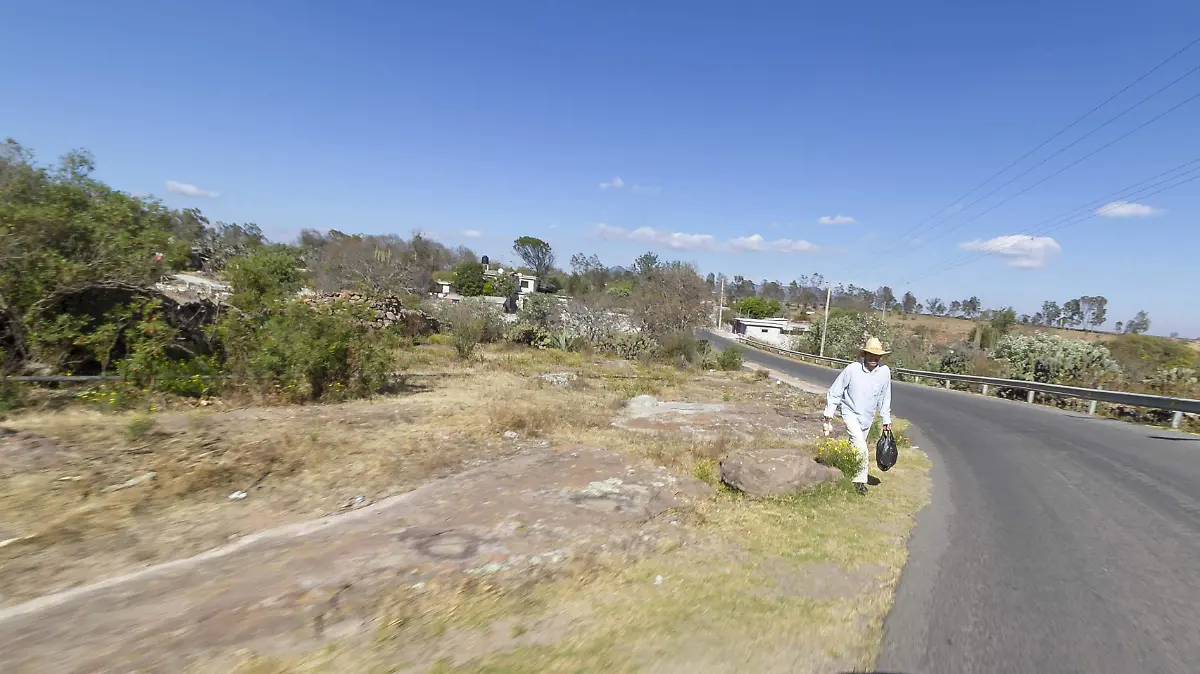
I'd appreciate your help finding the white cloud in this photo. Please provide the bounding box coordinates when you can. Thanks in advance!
[462,230,483,238]
[730,234,768,251]
[818,214,856,225]
[600,176,662,192]
[1096,201,1163,217]
[771,238,817,253]
[595,223,818,254]
[165,180,219,199]
[958,235,1062,268]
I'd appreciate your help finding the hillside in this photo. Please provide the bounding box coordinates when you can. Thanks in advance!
[887,313,1199,351]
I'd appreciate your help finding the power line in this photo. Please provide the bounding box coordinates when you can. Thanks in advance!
[835,34,1200,279]
[897,157,1200,283]
[902,162,1200,284]
[875,86,1200,268]
[901,170,1200,285]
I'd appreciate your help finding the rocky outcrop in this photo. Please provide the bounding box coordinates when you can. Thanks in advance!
[719,449,843,497]
[0,444,713,672]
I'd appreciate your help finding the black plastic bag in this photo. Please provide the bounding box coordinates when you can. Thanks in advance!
[876,430,898,472]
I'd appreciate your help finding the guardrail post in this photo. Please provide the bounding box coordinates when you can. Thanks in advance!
[981,384,989,396]
[1027,390,1035,404]
[1172,410,1183,429]
[1088,398,1097,416]
[944,379,951,389]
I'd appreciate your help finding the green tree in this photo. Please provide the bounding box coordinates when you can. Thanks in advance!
[963,296,982,318]
[1041,301,1062,327]
[0,140,188,372]
[224,245,303,312]
[1124,311,1151,335]
[902,292,918,314]
[452,261,486,297]
[926,297,946,315]
[736,296,782,319]
[989,307,1017,336]
[1062,299,1084,328]
[875,286,896,311]
[633,251,661,277]
[1081,295,1108,330]
[512,236,555,281]
[761,280,785,302]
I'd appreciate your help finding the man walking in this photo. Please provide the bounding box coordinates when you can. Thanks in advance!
[823,337,892,495]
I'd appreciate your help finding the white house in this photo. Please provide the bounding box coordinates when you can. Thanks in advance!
[482,264,539,295]
[432,261,539,310]
[731,317,811,347]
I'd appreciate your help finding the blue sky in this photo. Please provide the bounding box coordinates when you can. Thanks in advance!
[4,1,1200,335]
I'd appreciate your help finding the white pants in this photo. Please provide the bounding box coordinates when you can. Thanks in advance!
[842,415,871,484]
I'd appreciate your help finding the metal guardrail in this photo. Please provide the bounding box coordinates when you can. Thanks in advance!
[722,334,1199,428]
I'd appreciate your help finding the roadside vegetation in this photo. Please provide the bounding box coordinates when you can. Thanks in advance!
[733,302,1199,430]
[0,141,933,671]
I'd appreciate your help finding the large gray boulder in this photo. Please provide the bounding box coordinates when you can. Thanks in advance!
[719,449,843,497]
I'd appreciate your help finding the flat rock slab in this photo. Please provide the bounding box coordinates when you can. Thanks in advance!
[0,428,77,476]
[0,445,713,673]
[614,395,822,440]
[720,448,843,497]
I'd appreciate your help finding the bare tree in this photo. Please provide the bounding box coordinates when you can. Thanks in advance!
[631,261,710,338]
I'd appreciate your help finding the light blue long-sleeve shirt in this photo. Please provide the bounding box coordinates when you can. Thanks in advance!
[823,360,892,430]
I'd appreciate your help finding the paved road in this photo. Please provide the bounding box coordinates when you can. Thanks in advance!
[702,331,1200,674]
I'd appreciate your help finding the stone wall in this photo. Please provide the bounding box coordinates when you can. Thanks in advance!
[302,292,439,335]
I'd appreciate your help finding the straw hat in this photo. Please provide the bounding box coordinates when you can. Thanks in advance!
[861,337,891,356]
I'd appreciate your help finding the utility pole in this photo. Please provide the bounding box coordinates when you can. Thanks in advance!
[819,286,832,357]
[714,275,726,329]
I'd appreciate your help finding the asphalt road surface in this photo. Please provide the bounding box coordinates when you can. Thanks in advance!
[702,331,1200,674]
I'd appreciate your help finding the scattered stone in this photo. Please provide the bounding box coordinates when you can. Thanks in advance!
[537,372,577,387]
[655,575,664,586]
[719,449,842,498]
[503,431,519,440]
[228,491,248,501]
[101,472,157,494]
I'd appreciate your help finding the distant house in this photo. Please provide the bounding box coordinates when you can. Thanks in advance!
[482,264,539,295]
[432,258,539,310]
[731,317,810,347]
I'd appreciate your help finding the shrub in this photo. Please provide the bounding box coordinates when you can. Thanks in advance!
[658,331,708,368]
[991,333,1121,388]
[801,311,891,360]
[218,299,396,403]
[753,368,771,382]
[815,437,863,480]
[126,416,156,441]
[716,346,743,371]
[1143,367,1198,397]
[452,261,486,297]
[0,380,26,413]
[451,315,483,360]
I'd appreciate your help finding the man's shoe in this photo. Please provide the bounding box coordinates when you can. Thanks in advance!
[854,483,868,496]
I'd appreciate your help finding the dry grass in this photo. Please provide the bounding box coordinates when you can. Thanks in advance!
[0,346,690,604]
[3,343,933,673]
[217,424,931,674]
[889,312,1131,346]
